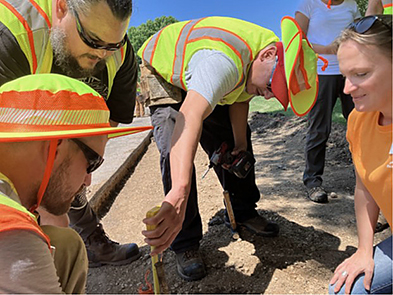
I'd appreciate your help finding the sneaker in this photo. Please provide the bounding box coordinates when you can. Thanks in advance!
[85,224,141,267]
[175,249,206,281]
[235,214,279,237]
[307,186,328,203]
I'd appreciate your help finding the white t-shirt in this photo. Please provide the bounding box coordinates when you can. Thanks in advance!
[185,49,239,109]
[297,0,361,75]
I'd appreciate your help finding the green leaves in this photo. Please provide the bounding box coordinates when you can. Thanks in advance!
[355,0,368,16]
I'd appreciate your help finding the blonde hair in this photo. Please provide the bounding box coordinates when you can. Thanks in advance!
[335,14,392,60]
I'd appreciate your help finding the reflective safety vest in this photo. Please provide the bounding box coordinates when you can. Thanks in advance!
[0,0,127,96]
[0,175,51,249]
[138,17,279,105]
[382,0,393,14]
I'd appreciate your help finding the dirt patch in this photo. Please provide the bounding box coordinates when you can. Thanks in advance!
[86,112,390,294]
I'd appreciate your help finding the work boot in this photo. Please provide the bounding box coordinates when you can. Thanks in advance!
[231,214,279,237]
[307,186,328,203]
[85,224,141,267]
[175,249,207,281]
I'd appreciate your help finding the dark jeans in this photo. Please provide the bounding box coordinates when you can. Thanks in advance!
[150,103,260,253]
[303,75,354,189]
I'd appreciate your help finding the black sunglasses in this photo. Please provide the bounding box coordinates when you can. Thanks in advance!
[348,15,392,34]
[74,10,127,51]
[71,138,104,174]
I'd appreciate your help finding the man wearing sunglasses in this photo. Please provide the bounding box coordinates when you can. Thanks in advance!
[138,16,319,281]
[0,0,141,268]
[0,74,151,293]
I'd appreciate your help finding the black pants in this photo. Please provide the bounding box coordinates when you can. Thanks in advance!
[150,103,260,253]
[303,75,354,188]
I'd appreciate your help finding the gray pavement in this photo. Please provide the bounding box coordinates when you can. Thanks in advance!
[86,115,153,215]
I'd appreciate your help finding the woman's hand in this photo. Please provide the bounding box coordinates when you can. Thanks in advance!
[329,249,375,294]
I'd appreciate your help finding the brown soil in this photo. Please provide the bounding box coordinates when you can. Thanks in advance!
[86,112,390,294]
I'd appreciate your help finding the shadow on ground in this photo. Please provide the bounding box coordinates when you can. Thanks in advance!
[87,208,356,294]
[86,112,361,294]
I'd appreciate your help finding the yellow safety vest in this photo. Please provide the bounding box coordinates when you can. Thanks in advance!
[0,0,127,96]
[138,16,279,105]
[382,0,393,14]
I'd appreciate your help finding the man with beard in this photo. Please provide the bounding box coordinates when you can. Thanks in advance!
[0,74,151,293]
[0,0,140,267]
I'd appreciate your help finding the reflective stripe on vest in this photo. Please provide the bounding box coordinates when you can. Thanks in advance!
[138,17,279,105]
[0,0,126,96]
[107,44,127,97]
[187,26,253,90]
[0,0,52,74]
[142,18,202,89]
[0,194,51,249]
[285,32,312,95]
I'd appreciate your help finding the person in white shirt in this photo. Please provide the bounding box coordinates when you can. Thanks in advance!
[295,0,361,203]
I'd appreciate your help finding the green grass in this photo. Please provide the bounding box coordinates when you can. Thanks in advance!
[249,96,286,114]
[249,96,346,125]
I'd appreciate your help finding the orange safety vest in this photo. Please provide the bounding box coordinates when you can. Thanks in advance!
[0,177,51,249]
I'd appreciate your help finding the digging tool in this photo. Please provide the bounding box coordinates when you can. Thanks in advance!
[223,190,240,240]
[145,206,170,294]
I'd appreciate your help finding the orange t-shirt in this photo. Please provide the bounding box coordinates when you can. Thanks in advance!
[347,110,392,227]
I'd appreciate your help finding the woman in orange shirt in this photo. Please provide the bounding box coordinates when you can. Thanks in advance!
[329,14,392,294]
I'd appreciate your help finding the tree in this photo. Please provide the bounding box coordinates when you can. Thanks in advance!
[355,0,367,16]
[128,16,178,63]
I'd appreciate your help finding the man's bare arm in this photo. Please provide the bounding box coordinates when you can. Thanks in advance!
[366,0,384,15]
[229,100,250,153]
[142,90,212,254]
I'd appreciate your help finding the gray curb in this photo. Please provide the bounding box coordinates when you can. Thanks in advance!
[90,129,153,219]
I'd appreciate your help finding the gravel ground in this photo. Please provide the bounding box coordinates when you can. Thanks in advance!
[86,112,390,294]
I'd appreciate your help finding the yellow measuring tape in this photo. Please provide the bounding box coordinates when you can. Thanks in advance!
[146,206,162,294]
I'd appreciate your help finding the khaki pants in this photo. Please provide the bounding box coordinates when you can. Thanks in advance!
[42,225,88,294]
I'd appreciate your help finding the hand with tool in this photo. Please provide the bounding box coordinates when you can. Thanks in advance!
[143,201,186,256]
[202,142,256,179]
[220,100,251,172]
[140,206,170,294]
